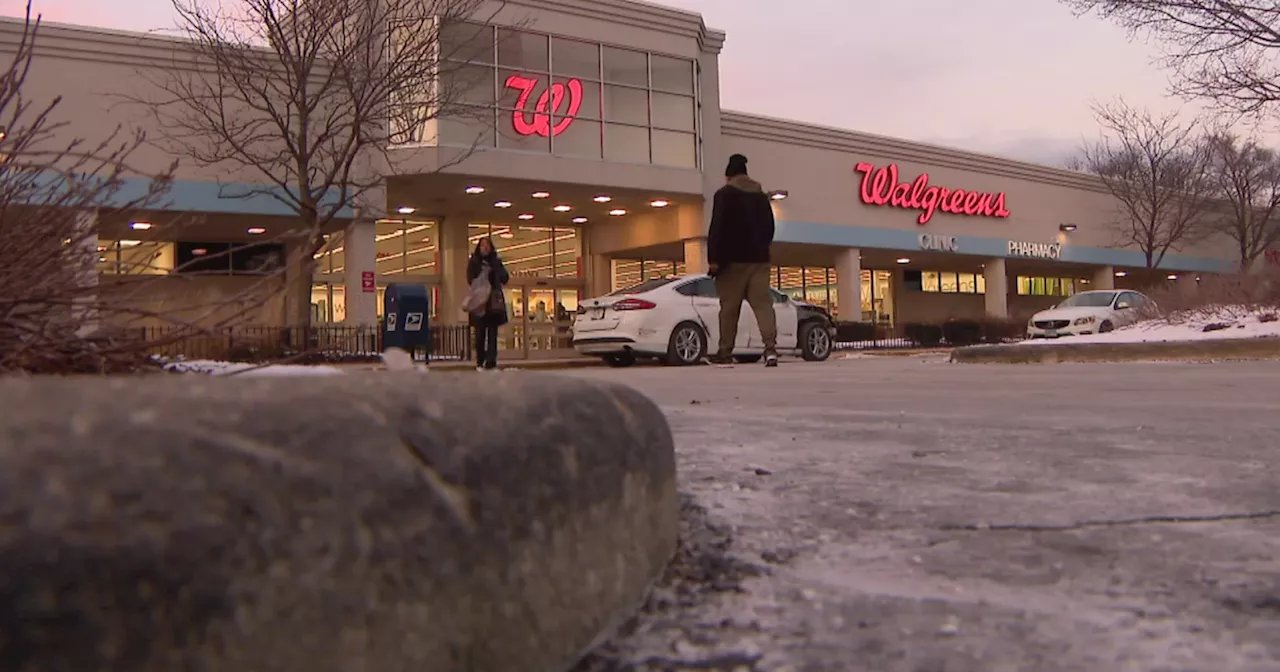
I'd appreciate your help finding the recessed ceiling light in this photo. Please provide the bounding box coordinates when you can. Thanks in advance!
[494,200,512,208]
[552,204,572,212]
[518,213,534,220]
[1115,271,1128,277]
[649,199,669,207]
[769,190,789,200]
[896,257,910,264]
[192,248,208,256]
[593,195,612,203]
[464,186,485,194]
[571,217,587,224]
[247,227,266,234]
[1166,274,1178,280]
[119,240,141,247]
[531,191,550,198]
[130,221,152,230]
[97,256,106,262]
[609,208,627,216]
[397,206,416,214]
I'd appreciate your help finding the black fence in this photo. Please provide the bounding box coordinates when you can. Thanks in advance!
[137,324,473,363]
[831,320,1024,351]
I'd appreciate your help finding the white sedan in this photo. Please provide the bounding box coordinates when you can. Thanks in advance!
[571,275,836,366]
[1026,289,1153,339]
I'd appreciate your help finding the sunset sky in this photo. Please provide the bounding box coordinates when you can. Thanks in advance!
[0,0,1213,165]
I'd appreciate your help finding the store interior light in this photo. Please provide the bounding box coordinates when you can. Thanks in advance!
[531,191,550,198]
[769,190,789,200]
[119,240,142,247]
[649,199,669,207]
[464,186,485,194]
[499,230,514,239]
[572,217,588,224]
[593,195,612,203]
[518,213,534,220]
[130,221,152,230]
[553,204,572,212]
[896,257,910,264]
[192,248,208,256]
[1115,271,1128,277]
[494,200,512,208]
[247,227,266,234]
[1059,223,1078,232]
[1167,274,1178,280]
[609,208,627,216]
[397,206,416,214]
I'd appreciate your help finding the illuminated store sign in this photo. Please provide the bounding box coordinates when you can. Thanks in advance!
[855,162,1011,225]
[505,75,583,137]
[1008,240,1062,259]
[1266,249,1280,266]
[918,233,957,252]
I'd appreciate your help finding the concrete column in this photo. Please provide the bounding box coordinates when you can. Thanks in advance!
[342,215,377,326]
[589,253,611,297]
[73,209,99,335]
[984,258,1009,319]
[834,247,861,322]
[1092,265,1115,290]
[438,217,471,326]
[683,237,708,275]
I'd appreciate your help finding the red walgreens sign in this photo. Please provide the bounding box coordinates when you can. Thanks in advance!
[855,162,1011,225]
[1266,250,1280,266]
[505,75,583,137]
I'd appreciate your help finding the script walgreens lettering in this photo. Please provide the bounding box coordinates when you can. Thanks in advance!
[505,75,583,137]
[854,162,1011,225]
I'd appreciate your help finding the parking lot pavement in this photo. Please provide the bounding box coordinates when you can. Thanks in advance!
[566,357,1280,671]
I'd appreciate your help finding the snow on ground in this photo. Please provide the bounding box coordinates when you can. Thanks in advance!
[163,360,345,376]
[1024,305,1280,345]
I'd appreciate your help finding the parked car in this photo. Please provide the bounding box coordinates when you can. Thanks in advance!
[572,275,836,367]
[1026,290,1153,339]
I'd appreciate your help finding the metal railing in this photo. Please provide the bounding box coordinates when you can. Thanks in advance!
[136,324,473,363]
[830,321,1025,351]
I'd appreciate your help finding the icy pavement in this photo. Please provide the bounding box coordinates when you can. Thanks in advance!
[568,357,1280,671]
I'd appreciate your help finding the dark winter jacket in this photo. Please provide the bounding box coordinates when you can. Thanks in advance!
[707,174,775,266]
[466,252,510,326]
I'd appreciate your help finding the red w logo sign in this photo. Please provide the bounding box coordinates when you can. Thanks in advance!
[505,75,583,137]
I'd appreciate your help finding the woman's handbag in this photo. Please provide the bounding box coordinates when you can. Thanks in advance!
[486,283,507,315]
[462,267,492,314]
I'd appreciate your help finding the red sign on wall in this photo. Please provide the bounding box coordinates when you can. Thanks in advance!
[855,162,1011,225]
[1266,249,1280,266]
[505,75,583,137]
[361,270,375,293]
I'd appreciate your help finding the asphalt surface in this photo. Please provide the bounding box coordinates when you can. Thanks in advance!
[566,355,1280,671]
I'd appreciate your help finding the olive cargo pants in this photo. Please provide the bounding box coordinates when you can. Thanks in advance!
[713,262,777,357]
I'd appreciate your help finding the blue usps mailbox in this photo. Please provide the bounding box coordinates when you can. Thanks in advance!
[382,283,431,361]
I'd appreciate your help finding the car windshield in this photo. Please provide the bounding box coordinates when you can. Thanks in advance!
[608,277,677,296]
[1056,292,1117,309]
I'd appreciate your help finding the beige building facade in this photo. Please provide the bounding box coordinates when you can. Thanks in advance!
[1,0,1245,357]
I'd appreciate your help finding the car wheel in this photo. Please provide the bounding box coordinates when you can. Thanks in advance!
[734,354,762,364]
[603,352,636,368]
[665,322,707,366]
[1099,320,1115,333]
[801,321,832,361]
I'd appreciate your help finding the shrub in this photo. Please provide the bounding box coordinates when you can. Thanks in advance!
[904,323,943,347]
[942,319,983,346]
[1139,268,1280,321]
[981,317,1026,343]
[833,321,877,342]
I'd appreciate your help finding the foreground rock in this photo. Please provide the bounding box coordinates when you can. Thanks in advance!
[0,372,677,672]
[951,337,1280,364]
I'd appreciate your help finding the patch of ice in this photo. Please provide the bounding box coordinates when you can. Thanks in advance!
[164,360,344,376]
[1021,306,1280,345]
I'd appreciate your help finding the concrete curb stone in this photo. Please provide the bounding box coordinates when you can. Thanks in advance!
[950,336,1280,364]
[0,371,677,672]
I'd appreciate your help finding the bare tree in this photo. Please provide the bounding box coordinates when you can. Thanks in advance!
[138,0,497,326]
[1061,0,1280,115]
[0,3,185,373]
[1203,131,1280,270]
[1078,100,1216,268]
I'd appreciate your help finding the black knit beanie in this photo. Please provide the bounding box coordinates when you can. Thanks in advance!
[725,153,748,177]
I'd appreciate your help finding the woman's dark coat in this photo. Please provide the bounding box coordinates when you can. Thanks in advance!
[466,252,510,327]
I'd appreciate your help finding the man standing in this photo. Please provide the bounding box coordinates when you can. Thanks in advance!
[706,153,778,367]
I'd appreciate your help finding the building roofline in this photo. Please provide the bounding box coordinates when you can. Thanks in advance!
[721,109,1104,192]
[504,0,724,52]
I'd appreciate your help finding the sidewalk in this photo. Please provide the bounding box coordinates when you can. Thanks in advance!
[331,357,603,372]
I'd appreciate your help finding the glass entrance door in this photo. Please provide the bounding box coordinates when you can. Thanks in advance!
[498,282,581,359]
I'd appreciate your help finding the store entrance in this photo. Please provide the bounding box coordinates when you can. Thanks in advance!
[500,279,582,359]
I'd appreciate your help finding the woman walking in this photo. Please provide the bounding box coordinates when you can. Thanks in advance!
[466,237,510,370]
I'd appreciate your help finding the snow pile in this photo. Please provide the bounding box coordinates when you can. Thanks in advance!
[163,360,345,376]
[1025,306,1280,345]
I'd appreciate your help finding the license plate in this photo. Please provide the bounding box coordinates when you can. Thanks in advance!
[1044,329,1057,337]
[592,308,605,319]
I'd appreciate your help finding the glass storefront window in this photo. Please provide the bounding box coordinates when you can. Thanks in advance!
[497,29,548,71]
[650,92,694,131]
[958,273,977,293]
[556,76,602,119]
[311,283,346,323]
[440,63,497,105]
[438,106,497,147]
[376,220,437,276]
[1016,276,1080,297]
[440,21,494,63]
[602,85,648,124]
[921,271,940,292]
[651,130,696,168]
[940,272,959,293]
[602,46,647,86]
[604,123,649,163]
[553,227,582,278]
[650,54,694,93]
[498,120,551,152]
[552,118,602,159]
[314,231,344,274]
[551,37,600,79]
[611,258,686,290]
[97,240,174,275]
